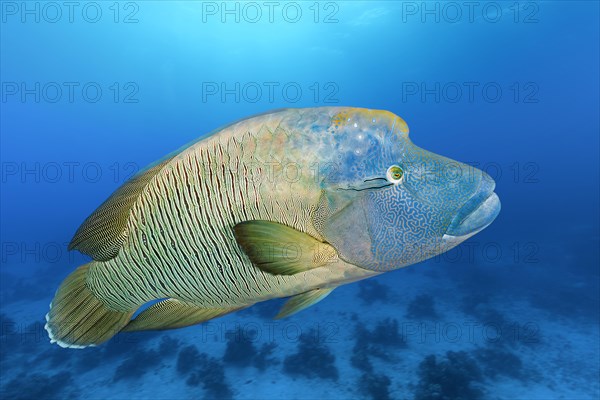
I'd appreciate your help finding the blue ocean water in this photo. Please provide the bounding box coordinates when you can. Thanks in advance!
[1,1,598,399]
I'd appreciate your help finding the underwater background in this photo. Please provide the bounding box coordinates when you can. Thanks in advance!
[1,1,599,399]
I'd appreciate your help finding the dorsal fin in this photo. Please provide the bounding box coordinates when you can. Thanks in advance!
[68,158,172,261]
[69,109,295,262]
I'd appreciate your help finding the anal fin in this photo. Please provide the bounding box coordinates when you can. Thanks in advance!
[122,299,244,332]
[275,288,334,319]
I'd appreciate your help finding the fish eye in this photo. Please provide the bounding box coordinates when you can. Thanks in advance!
[386,165,404,183]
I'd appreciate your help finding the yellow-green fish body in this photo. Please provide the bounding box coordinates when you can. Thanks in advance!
[45,107,500,348]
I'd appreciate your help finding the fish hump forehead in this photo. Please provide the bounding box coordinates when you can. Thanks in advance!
[182,108,409,149]
[216,107,409,134]
[329,108,409,137]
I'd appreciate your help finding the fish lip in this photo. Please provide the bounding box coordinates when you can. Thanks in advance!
[445,173,500,237]
[445,192,501,237]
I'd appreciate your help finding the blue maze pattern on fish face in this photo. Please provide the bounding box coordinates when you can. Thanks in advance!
[364,186,449,271]
[308,109,485,272]
[400,140,481,211]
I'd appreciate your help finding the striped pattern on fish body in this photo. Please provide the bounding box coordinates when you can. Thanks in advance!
[46,107,392,348]
[89,108,374,311]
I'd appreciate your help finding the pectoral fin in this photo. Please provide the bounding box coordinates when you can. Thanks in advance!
[122,299,244,332]
[233,220,337,275]
[275,288,334,319]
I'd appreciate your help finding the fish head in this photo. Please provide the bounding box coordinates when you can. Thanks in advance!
[314,108,500,271]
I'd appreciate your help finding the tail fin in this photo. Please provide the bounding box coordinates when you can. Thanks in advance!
[45,262,134,348]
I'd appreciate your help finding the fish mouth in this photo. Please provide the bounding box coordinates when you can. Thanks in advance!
[445,174,501,237]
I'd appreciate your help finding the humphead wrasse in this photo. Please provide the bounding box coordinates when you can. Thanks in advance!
[45,107,500,348]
